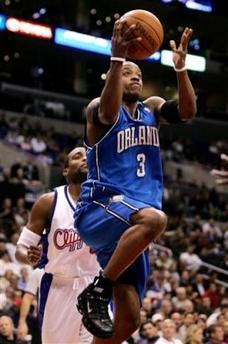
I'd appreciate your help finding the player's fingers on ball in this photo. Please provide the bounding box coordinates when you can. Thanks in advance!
[122,24,136,40]
[126,37,142,49]
[116,19,125,31]
[112,20,122,37]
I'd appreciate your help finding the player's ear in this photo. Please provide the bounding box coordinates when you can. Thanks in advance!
[62,168,68,178]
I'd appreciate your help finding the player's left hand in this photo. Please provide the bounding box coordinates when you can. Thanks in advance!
[170,27,193,70]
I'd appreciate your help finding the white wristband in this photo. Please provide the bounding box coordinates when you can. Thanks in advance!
[110,57,126,63]
[173,65,187,72]
[17,227,41,247]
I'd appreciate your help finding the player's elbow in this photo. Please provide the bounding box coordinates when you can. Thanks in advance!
[180,103,197,121]
[15,245,28,264]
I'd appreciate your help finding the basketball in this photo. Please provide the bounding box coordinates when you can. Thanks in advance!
[121,9,164,60]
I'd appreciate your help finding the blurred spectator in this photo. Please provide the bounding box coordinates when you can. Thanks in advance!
[17,268,30,293]
[20,136,32,153]
[0,198,14,223]
[24,97,45,117]
[195,296,214,317]
[157,299,173,319]
[146,269,172,306]
[211,153,228,186]
[202,218,223,243]
[44,97,65,119]
[178,312,196,341]
[136,320,160,344]
[192,272,207,297]
[172,287,190,312]
[141,297,154,318]
[205,324,225,344]
[10,159,23,180]
[13,198,30,228]
[195,314,207,342]
[5,233,22,263]
[179,270,191,288]
[206,300,228,328]
[0,314,27,344]
[18,117,33,135]
[10,169,28,186]
[155,319,183,344]
[155,251,174,271]
[30,133,47,155]
[151,313,164,336]
[183,324,203,344]
[171,312,184,341]
[182,300,195,314]
[23,160,40,184]
[222,320,228,343]
[202,282,220,309]
[179,242,202,273]
[131,309,150,343]
[44,129,60,161]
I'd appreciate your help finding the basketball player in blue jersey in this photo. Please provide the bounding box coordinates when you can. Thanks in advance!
[15,147,100,344]
[74,18,197,343]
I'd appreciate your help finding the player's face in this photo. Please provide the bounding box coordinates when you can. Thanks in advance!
[64,147,87,184]
[122,62,143,102]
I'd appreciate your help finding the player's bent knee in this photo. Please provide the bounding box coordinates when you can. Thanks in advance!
[137,207,167,238]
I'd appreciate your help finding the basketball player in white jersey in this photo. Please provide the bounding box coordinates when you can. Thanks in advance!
[15,147,101,344]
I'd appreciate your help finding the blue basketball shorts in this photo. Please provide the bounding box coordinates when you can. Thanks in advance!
[74,191,151,302]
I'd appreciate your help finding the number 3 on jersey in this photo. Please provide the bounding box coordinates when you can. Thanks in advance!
[137,153,146,177]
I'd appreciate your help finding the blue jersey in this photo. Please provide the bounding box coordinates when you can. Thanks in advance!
[83,101,163,209]
[75,102,163,302]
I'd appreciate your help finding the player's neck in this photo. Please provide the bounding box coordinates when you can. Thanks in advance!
[123,102,138,118]
[68,184,81,202]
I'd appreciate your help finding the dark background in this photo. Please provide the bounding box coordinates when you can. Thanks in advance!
[0,0,227,120]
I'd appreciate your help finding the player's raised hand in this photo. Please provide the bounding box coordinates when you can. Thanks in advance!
[111,19,141,58]
[170,27,193,70]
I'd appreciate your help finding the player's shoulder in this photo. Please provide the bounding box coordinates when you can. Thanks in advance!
[89,97,100,106]
[143,96,165,110]
[86,97,101,127]
[34,191,55,210]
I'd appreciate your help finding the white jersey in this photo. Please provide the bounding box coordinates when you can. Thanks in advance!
[41,185,100,344]
[25,267,44,296]
[44,185,99,278]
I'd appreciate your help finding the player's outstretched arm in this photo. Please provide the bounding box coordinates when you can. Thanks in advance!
[17,293,35,340]
[170,27,197,121]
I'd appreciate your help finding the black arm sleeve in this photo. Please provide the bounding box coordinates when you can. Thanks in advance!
[160,100,183,124]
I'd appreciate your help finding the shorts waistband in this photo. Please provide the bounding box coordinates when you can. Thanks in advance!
[51,274,80,285]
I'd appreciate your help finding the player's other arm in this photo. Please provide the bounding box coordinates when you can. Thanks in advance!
[146,28,197,124]
[170,27,197,121]
[15,193,53,265]
[17,292,35,340]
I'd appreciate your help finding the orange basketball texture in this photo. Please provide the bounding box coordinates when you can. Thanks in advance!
[121,9,164,60]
